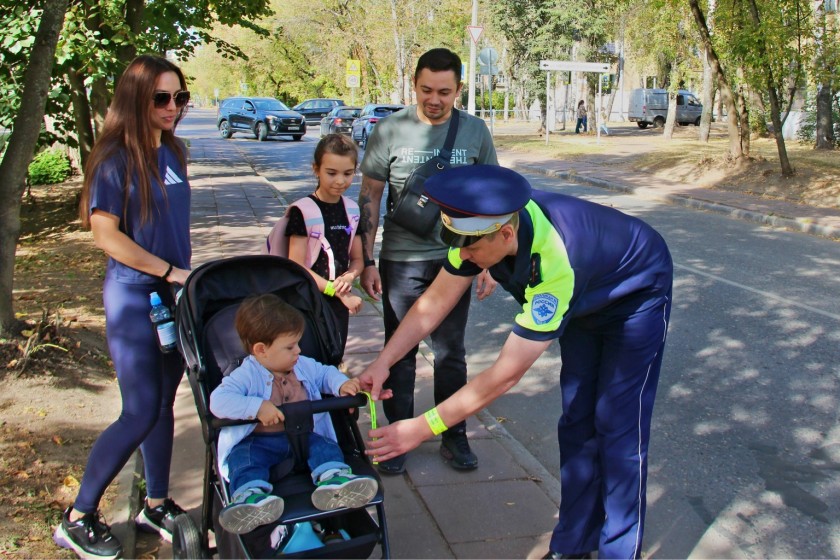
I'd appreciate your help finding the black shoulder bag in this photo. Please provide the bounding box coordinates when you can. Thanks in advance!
[388,109,460,237]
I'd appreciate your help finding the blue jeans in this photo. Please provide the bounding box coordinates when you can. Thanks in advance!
[227,432,347,497]
[379,258,471,433]
[575,116,588,133]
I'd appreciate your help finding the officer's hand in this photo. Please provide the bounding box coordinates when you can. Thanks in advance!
[366,417,429,462]
[360,266,382,301]
[475,269,498,301]
[358,361,391,401]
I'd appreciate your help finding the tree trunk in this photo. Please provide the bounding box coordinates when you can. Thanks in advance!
[90,77,110,137]
[605,53,623,122]
[766,81,794,176]
[813,0,835,150]
[815,84,836,149]
[688,0,745,159]
[66,64,94,169]
[663,88,677,139]
[699,44,715,142]
[0,0,69,335]
[736,81,751,156]
[118,0,144,66]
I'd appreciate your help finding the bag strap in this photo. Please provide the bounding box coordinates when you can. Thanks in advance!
[438,108,460,162]
[293,197,337,278]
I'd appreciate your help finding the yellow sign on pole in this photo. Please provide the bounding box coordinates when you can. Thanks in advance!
[346,59,361,92]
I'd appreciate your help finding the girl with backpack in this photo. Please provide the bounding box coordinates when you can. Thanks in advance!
[267,134,363,351]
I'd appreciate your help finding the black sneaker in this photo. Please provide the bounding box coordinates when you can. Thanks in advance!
[135,498,186,542]
[53,506,122,560]
[440,430,478,470]
[376,454,407,475]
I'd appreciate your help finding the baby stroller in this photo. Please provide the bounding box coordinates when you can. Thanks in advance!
[174,254,390,559]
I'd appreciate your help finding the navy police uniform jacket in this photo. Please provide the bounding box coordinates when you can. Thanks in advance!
[445,190,673,341]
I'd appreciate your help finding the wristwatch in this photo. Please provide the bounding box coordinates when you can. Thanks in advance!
[364,258,376,268]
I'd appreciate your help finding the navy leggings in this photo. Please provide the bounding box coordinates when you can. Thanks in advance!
[74,279,183,514]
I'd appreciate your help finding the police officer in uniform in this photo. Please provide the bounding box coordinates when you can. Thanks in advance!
[361,165,673,559]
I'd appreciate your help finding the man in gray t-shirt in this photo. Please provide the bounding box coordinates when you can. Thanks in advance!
[358,48,497,475]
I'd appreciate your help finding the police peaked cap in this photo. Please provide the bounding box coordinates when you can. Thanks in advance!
[423,165,532,247]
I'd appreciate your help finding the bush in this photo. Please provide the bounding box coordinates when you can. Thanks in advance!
[28,148,71,185]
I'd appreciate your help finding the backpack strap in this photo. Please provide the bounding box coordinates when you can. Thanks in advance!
[291,197,334,277]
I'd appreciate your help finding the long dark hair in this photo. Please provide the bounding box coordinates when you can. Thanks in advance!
[79,55,188,228]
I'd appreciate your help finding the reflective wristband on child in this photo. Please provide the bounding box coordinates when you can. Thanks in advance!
[424,407,448,435]
[323,281,336,297]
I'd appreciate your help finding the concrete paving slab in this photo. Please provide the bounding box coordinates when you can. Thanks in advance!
[408,438,530,486]
[416,479,559,544]
[451,533,554,559]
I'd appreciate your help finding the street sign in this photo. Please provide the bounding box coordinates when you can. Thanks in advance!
[346,74,360,88]
[479,65,499,76]
[478,47,498,65]
[346,59,361,75]
[467,25,483,44]
[539,60,610,73]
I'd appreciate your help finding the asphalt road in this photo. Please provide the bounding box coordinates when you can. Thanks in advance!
[180,109,840,558]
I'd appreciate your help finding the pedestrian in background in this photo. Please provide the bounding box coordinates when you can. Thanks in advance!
[362,165,673,560]
[357,47,498,475]
[55,54,192,560]
[575,99,588,133]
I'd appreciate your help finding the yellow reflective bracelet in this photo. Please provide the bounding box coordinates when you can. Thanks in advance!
[424,407,448,436]
[360,391,378,465]
[323,281,336,297]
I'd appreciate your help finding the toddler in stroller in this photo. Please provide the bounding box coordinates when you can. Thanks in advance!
[176,254,391,559]
[209,294,382,536]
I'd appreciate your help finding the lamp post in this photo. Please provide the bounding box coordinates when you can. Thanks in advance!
[467,0,478,115]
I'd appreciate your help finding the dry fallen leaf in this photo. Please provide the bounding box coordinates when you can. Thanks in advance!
[63,475,80,488]
[52,435,64,445]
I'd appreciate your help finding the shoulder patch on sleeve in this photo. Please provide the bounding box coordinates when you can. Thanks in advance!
[531,293,559,325]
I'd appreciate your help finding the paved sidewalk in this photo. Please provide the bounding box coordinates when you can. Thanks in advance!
[109,132,839,560]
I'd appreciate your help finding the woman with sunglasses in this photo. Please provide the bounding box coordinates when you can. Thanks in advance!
[54,55,192,560]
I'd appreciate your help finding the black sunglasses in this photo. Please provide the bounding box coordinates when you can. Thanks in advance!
[153,90,190,108]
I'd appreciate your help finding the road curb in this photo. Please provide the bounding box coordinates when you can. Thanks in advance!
[506,161,840,241]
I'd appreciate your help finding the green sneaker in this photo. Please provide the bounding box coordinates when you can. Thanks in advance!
[311,472,378,511]
[218,489,284,534]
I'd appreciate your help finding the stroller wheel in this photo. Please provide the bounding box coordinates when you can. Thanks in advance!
[171,513,203,559]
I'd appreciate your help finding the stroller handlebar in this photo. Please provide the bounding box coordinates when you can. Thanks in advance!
[209,394,368,430]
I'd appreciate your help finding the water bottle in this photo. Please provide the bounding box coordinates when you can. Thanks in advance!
[149,291,177,353]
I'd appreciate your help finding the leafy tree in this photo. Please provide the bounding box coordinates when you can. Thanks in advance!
[716,0,810,175]
[813,0,838,150]
[492,0,618,132]
[688,0,750,159]
[624,0,702,139]
[0,0,69,335]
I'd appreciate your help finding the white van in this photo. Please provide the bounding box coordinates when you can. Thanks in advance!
[628,88,703,128]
